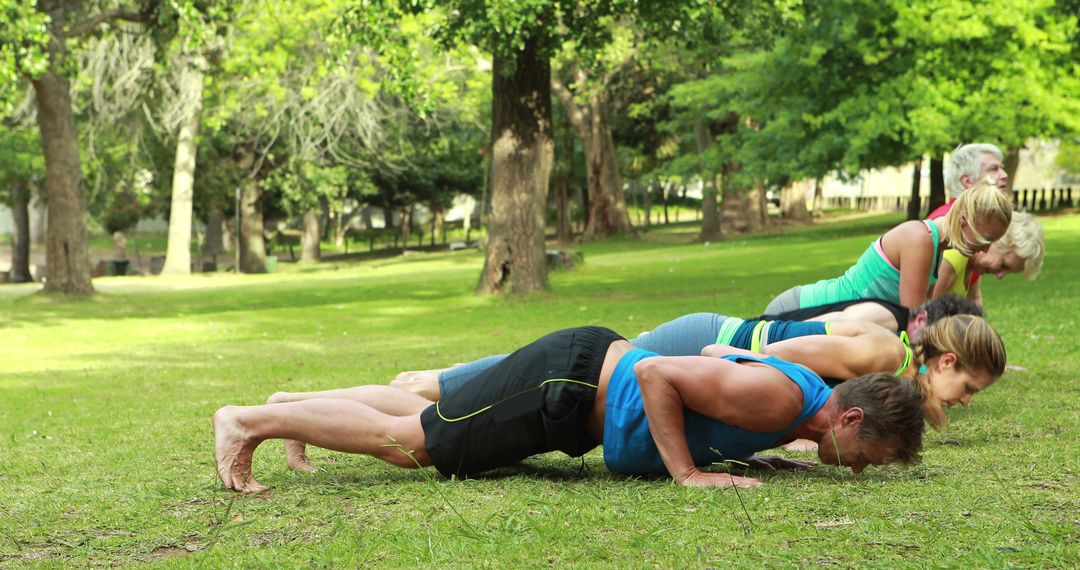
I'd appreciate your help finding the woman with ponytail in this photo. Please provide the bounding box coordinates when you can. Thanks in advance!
[764,177,1013,314]
[732,314,1007,429]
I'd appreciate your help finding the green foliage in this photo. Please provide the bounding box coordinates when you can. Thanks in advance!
[0,0,49,113]
[0,126,43,200]
[714,0,1080,186]
[1056,139,1080,177]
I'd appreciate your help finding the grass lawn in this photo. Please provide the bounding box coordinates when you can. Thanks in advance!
[1,213,1077,567]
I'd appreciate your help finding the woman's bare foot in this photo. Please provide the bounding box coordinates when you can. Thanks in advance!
[389,372,442,401]
[390,369,444,387]
[781,438,819,452]
[213,406,268,493]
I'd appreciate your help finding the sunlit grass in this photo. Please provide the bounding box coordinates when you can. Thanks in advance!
[1,212,1077,567]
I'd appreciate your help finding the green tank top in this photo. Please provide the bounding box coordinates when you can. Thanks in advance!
[800,220,941,307]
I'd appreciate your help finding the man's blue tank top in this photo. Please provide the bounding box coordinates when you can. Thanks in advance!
[602,349,832,475]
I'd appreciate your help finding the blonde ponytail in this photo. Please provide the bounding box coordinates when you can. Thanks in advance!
[943,175,1012,256]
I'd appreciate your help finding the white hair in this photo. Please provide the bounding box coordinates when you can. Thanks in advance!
[945,143,1004,198]
[996,211,1044,280]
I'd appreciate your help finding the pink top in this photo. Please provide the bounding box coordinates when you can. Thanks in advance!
[927,199,955,220]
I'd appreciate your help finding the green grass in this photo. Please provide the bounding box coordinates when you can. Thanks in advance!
[1,213,1077,567]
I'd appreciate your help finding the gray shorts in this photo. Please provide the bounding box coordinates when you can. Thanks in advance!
[763,286,801,315]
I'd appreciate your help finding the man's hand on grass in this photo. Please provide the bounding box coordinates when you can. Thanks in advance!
[677,468,762,489]
[744,455,817,471]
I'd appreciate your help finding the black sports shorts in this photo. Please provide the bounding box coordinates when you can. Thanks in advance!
[420,326,624,479]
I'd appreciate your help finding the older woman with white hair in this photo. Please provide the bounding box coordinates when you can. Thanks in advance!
[933,211,1045,308]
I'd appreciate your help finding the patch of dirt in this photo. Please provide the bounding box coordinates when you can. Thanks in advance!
[146,546,190,561]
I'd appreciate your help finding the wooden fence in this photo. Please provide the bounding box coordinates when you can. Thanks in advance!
[823,187,1076,213]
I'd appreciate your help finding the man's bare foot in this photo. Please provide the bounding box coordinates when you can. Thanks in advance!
[781,438,819,452]
[284,439,317,473]
[213,406,268,493]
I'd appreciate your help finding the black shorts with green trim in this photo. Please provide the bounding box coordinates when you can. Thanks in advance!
[420,326,624,479]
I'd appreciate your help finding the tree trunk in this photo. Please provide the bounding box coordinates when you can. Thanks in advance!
[812,177,824,217]
[31,1,93,294]
[554,114,574,245]
[299,207,321,262]
[10,180,33,283]
[780,181,812,222]
[477,35,552,294]
[927,156,946,214]
[30,191,46,245]
[400,206,412,248]
[111,231,127,259]
[694,121,721,242]
[239,177,267,273]
[906,157,923,220]
[1003,146,1020,193]
[643,180,654,230]
[742,182,764,234]
[203,206,225,255]
[662,181,670,225]
[552,74,632,240]
[162,52,207,275]
[721,174,747,235]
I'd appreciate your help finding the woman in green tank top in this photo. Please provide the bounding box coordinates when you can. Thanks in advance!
[763,178,1012,314]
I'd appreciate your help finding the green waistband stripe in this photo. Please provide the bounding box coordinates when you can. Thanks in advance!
[434,377,598,423]
[750,320,768,353]
[896,331,913,375]
[715,317,744,346]
[824,322,833,335]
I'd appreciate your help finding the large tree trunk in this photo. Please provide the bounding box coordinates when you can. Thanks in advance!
[31,1,93,294]
[927,156,946,214]
[780,181,812,222]
[551,73,633,240]
[10,180,33,283]
[694,120,722,242]
[906,157,923,220]
[742,182,765,234]
[238,177,267,273]
[162,51,207,275]
[1003,146,1020,194]
[299,207,321,262]
[203,205,225,256]
[477,36,553,294]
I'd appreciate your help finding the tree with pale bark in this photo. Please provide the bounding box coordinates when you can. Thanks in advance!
[10,0,175,295]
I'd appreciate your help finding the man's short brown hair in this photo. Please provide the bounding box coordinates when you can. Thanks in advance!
[833,373,925,465]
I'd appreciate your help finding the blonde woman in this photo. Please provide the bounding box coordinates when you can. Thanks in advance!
[764,177,1013,314]
[711,313,1008,430]
[933,211,1045,308]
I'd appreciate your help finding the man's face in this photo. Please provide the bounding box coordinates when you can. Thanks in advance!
[963,152,1008,192]
[816,409,898,474]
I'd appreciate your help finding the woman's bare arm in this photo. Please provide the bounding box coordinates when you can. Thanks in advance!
[763,331,905,379]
